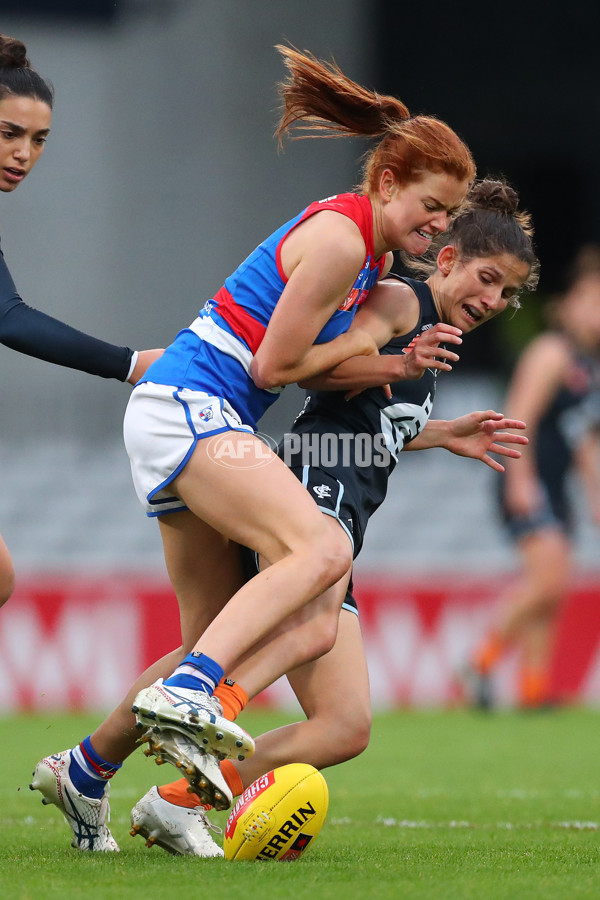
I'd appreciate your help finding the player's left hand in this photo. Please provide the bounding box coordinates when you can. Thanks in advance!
[445,410,528,472]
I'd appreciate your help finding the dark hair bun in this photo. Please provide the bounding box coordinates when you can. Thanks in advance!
[0,33,29,70]
[468,179,519,216]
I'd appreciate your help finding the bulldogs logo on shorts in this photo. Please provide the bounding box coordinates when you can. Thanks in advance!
[198,406,214,422]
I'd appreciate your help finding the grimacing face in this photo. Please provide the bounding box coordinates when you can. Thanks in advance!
[376,170,469,257]
[0,94,51,192]
[434,246,530,333]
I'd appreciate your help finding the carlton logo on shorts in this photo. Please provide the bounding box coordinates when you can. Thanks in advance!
[312,484,332,500]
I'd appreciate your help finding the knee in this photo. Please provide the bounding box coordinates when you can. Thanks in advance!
[529,576,567,616]
[320,708,372,765]
[309,529,353,594]
[536,590,564,618]
[305,610,340,661]
[339,716,372,762]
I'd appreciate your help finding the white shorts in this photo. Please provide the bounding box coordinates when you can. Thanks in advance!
[124,382,254,517]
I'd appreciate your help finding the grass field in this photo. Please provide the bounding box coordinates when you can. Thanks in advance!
[2,707,600,899]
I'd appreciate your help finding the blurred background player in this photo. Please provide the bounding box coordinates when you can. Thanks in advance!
[462,245,600,710]
[0,32,160,611]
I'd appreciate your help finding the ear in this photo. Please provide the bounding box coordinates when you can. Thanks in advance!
[379,169,396,202]
[437,244,457,275]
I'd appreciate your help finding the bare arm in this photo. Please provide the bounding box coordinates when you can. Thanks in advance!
[299,279,462,392]
[575,428,600,525]
[501,334,570,514]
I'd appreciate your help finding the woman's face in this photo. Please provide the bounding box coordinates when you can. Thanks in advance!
[0,94,51,193]
[376,171,469,257]
[433,246,530,332]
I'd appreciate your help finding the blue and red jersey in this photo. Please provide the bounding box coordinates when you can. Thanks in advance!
[141,192,386,428]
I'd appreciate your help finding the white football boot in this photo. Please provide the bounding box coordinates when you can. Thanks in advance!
[132,679,254,761]
[130,786,223,857]
[139,728,233,810]
[29,749,119,852]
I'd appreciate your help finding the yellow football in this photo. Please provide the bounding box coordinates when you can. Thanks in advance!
[224,763,329,861]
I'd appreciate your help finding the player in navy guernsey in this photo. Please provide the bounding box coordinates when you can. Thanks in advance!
[0,34,160,619]
[281,274,441,568]
[34,178,539,856]
[464,246,600,710]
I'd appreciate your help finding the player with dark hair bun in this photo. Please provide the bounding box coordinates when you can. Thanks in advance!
[0,32,54,108]
[0,32,161,613]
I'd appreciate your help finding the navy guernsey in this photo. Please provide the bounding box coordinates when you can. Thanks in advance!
[279,276,440,555]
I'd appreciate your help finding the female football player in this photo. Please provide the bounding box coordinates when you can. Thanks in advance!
[0,32,160,609]
[462,246,600,709]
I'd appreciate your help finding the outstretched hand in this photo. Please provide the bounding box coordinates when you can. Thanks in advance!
[444,410,528,472]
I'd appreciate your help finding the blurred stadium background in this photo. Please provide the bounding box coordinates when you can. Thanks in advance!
[1,0,599,713]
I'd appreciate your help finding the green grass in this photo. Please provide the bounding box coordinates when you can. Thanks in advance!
[2,707,600,899]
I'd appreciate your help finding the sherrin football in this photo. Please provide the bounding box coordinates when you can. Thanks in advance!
[224,763,329,861]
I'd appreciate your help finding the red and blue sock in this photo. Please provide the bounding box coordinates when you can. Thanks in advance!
[69,736,122,799]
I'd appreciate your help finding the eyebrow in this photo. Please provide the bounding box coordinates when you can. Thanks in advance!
[0,119,50,136]
[427,196,461,213]
[481,264,523,288]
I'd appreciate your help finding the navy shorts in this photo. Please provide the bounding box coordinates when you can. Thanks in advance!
[498,479,572,540]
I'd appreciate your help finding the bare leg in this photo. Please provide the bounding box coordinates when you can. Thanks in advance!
[89,509,349,769]
[0,531,15,608]
[496,528,571,649]
[169,436,353,671]
[90,513,247,763]
[157,510,248,651]
[229,610,372,790]
[226,519,352,700]
[473,527,571,706]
